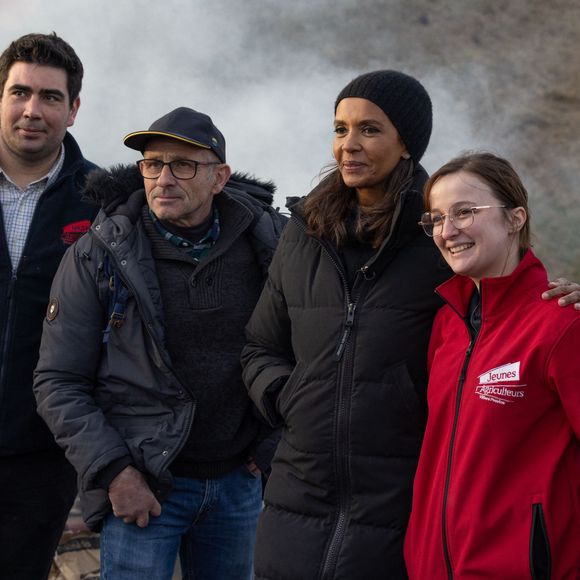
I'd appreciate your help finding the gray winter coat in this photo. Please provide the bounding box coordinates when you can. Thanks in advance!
[34,167,284,530]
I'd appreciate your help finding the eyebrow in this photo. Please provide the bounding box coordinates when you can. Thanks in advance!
[430,201,478,212]
[333,118,383,126]
[41,88,66,99]
[9,84,66,99]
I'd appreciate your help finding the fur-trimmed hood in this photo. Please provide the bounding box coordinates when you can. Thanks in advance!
[82,164,277,211]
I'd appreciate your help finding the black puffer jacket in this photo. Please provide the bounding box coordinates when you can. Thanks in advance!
[241,167,451,580]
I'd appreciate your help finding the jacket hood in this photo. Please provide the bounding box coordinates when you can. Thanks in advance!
[82,164,277,210]
[82,164,142,208]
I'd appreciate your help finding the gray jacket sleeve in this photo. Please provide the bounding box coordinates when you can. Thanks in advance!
[241,230,295,426]
[33,240,131,492]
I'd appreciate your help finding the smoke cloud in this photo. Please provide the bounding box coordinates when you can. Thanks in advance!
[0,1,479,205]
[2,0,578,275]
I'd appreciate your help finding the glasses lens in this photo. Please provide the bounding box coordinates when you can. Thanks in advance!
[138,159,198,179]
[450,207,475,230]
[420,212,435,236]
[139,159,163,178]
[169,160,197,179]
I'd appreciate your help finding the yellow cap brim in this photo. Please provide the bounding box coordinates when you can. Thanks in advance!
[123,130,212,152]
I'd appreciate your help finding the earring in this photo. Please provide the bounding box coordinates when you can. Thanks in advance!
[402,152,411,160]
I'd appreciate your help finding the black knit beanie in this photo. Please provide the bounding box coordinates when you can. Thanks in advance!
[335,70,432,162]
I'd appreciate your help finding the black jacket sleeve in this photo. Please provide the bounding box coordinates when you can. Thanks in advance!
[241,228,296,426]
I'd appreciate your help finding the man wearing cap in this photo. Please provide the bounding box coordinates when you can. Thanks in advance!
[34,107,284,579]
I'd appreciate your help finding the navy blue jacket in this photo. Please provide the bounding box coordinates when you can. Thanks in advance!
[0,132,98,456]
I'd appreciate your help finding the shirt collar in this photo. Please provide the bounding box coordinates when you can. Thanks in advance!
[149,206,221,263]
[0,143,65,189]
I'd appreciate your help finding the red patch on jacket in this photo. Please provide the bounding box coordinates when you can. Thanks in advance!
[61,220,91,245]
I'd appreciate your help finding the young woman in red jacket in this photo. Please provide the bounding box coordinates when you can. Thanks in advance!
[405,152,580,579]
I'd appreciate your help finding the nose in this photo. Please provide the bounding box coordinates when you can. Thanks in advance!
[341,131,362,152]
[23,95,42,119]
[156,163,177,186]
[440,215,459,239]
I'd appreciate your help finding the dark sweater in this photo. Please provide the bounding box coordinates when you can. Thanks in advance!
[143,200,264,479]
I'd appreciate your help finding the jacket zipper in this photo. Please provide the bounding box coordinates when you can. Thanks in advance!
[290,218,355,578]
[333,265,375,360]
[321,266,374,580]
[94,236,195,472]
[291,218,374,579]
[335,302,356,361]
[94,199,255,476]
[0,272,17,390]
[321,335,355,580]
[440,296,481,579]
[321,245,357,580]
[0,187,53,390]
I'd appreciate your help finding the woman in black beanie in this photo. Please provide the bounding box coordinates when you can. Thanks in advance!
[242,69,448,579]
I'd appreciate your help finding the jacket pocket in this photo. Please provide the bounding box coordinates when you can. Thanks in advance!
[387,360,425,415]
[530,503,551,580]
[276,363,306,418]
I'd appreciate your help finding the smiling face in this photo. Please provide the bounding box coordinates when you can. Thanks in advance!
[428,171,526,287]
[333,97,408,206]
[0,62,79,165]
[143,137,231,228]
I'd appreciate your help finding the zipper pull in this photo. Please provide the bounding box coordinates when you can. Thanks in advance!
[335,302,357,361]
[360,265,376,280]
[345,302,356,326]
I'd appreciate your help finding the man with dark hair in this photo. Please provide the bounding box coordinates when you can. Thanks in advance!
[0,32,97,579]
[0,32,84,105]
[34,107,285,579]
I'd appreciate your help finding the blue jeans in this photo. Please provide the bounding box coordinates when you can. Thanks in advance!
[100,467,262,580]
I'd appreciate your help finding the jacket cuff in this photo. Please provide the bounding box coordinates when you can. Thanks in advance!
[260,375,287,426]
[94,456,134,490]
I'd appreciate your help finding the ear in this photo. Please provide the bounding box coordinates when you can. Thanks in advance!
[398,136,410,160]
[508,207,527,233]
[67,96,80,127]
[211,162,232,195]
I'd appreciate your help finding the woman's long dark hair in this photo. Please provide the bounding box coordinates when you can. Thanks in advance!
[303,158,416,248]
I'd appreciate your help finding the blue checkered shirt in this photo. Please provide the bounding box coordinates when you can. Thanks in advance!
[0,145,65,269]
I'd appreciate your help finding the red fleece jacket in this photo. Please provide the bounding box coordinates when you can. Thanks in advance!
[405,250,580,579]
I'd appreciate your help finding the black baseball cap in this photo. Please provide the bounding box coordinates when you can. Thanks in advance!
[123,107,226,162]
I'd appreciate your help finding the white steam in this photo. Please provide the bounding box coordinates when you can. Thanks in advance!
[1,0,483,210]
